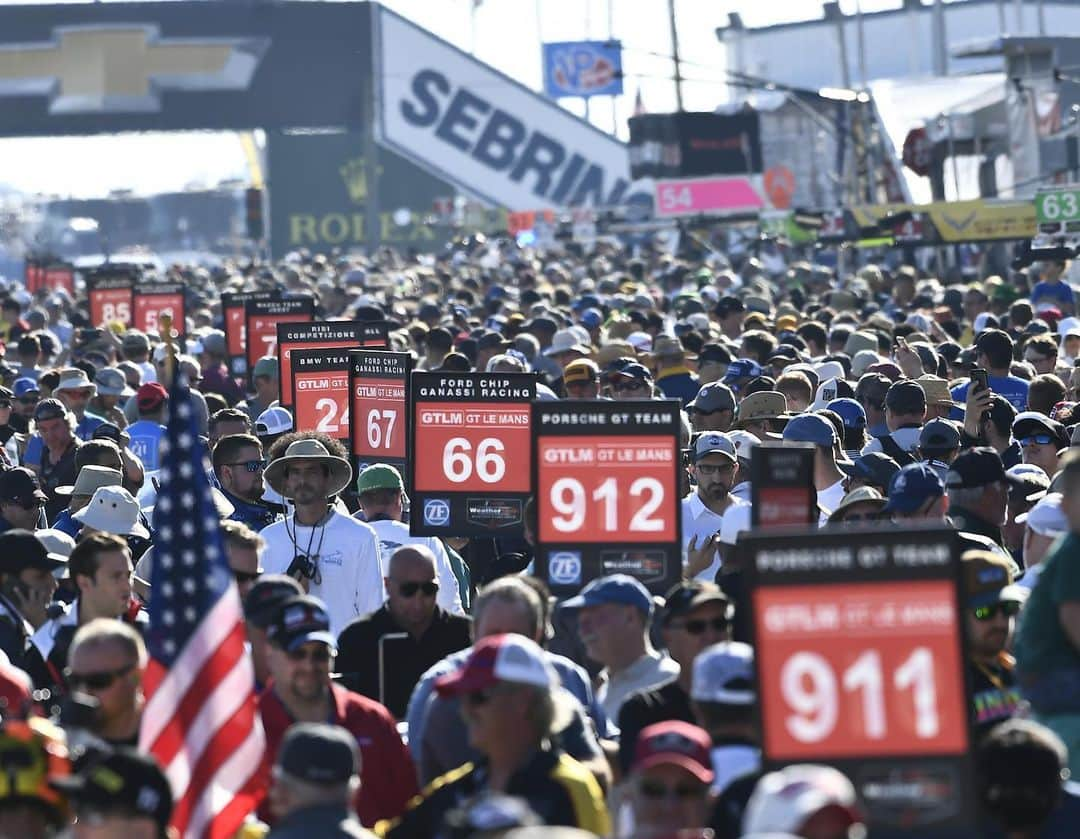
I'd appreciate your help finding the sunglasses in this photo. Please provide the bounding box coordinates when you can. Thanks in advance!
[695,463,734,476]
[286,646,332,663]
[0,401,11,410]
[6,496,42,511]
[399,581,439,598]
[613,381,648,392]
[462,688,495,707]
[233,570,261,584]
[66,662,136,691]
[842,512,879,523]
[672,617,730,636]
[639,780,706,800]
[973,601,1021,621]
[227,459,265,473]
[17,397,39,405]
[1020,435,1055,447]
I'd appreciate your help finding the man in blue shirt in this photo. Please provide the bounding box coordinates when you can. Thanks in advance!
[125,383,167,472]
[1032,260,1075,316]
[951,329,1029,414]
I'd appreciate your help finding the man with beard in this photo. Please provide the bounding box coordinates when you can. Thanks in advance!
[258,594,417,828]
[212,433,281,531]
[681,433,745,583]
[260,439,384,634]
[964,550,1024,739]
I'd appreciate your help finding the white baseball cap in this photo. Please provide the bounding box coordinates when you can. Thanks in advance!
[691,641,755,705]
[743,764,862,835]
[1017,492,1068,537]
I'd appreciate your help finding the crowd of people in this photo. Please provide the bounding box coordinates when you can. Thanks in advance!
[0,237,1074,838]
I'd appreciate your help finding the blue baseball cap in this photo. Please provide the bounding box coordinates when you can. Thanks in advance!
[580,308,604,330]
[783,414,837,447]
[13,378,39,398]
[723,358,764,383]
[884,462,945,513]
[560,574,653,616]
[827,398,867,430]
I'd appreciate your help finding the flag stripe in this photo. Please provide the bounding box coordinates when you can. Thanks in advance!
[163,644,257,794]
[187,724,266,839]
[145,621,249,766]
[141,592,244,748]
[172,687,263,835]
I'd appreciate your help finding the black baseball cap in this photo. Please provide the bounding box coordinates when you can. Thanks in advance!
[946,447,1025,490]
[0,529,66,573]
[885,380,927,414]
[839,452,901,488]
[277,722,357,784]
[715,297,746,319]
[920,418,961,451]
[242,574,304,628]
[476,332,511,351]
[266,594,336,652]
[975,328,1014,359]
[0,468,46,504]
[662,581,732,626]
[33,398,66,423]
[698,343,732,365]
[52,747,173,831]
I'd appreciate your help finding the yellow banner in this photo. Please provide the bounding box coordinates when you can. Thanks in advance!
[850,199,1036,243]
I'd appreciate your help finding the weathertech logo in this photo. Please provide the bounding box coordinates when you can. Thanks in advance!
[0,25,268,113]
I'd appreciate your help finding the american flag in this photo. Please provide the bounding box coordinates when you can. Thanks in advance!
[139,367,265,838]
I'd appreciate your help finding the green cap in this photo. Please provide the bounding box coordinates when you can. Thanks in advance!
[356,463,404,494]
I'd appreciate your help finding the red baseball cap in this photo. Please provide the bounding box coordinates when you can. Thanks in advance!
[136,382,167,412]
[434,634,555,697]
[632,721,714,784]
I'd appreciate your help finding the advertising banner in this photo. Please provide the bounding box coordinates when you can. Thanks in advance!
[630,112,763,180]
[223,290,278,377]
[349,349,411,478]
[266,129,455,257]
[86,269,135,327]
[133,282,185,339]
[409,372,534,537]
[276,320,388,408]
[542,40,623,98]
[744,526,976,833]
[244,297,313,371]
[532,400,682,596]
[376,6,639,211]
[290,347,351,443]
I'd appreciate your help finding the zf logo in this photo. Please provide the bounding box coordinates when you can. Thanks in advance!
[548,551,582,586]
[423,498,451,527]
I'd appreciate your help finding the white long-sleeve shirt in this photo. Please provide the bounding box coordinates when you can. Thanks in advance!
[363,518,464,615]
[260,511,385,635]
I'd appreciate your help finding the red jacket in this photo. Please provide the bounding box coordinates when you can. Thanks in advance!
[258,681,418,827]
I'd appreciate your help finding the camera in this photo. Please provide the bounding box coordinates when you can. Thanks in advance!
[286,554,318,581]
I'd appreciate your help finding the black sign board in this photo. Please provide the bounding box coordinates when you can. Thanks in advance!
[744,525,977,836]
[531,400,682,596]
[276,320,389,408]
[749,443,817,529]
[243,297,314,372]
[409,372,535,537]
[223,290,279,377]
[628,111,762,180]
[348,349,412,479]
[289,347,351,443]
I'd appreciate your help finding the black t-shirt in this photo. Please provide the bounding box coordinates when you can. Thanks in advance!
[335,605,472,719]
[969,658,1021,741]
[616,678,694,773]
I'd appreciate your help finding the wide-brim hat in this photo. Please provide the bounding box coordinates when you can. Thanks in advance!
[263,439,353,499]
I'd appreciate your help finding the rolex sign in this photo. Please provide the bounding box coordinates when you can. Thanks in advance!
[266,129,454,257]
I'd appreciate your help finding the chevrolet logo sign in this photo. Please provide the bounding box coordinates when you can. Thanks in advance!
[0,25,268,114]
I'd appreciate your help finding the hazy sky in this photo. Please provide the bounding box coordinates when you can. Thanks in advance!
[0,0,905,198]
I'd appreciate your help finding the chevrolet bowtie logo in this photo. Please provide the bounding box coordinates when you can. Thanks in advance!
[0,25,268,114]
